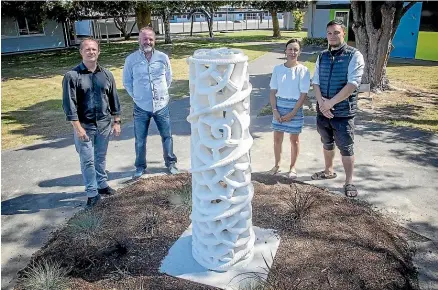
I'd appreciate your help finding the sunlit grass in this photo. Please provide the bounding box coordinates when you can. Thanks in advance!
[2,30,435,150]
[370,91,438,133]
[1,32,274,150]
[386,61,438,94]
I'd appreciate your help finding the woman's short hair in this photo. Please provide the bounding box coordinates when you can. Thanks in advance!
[285,38,301,50]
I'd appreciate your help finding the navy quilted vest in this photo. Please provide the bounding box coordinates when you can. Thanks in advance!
[318,43,358,117]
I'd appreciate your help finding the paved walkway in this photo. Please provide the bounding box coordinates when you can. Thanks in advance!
[2,45,438,290]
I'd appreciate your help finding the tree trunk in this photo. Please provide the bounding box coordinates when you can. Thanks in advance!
[190,15,194,36]
[208,8,214,38]
[271,10,280,37]
[163,9,172,44]
[127,20,137,40]
[351,1,415,91]
[136,2,152,30]
[114,17,131,40]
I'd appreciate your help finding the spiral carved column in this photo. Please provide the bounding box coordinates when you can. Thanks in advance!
[186,48,255,271]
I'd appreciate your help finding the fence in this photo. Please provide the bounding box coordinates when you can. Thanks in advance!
[159,11,284,35]
[74,10,285,42]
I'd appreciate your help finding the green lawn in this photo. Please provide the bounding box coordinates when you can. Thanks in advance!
[2,30,307,150]
[367,90,438,133]
[386,60,438,95]
[3,29,435,150]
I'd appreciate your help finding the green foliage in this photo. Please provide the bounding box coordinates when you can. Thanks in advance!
[168,183,192,212]
[68,211,103,241]
[250,1,309,37]
[250,1,308,12]
[1,1,81,22]
[21,260,70,290]
[285,183,316,223]
[258,104,273,117]
[301,37,328,47]
[1,1,46,19]
[292,10,305,31]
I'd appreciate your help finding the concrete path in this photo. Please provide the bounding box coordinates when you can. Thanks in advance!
[2,44,438,290]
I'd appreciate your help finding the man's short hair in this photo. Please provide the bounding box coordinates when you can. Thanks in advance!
[326,19,346,29]
[79,38,100,50]
[139,26,156,38]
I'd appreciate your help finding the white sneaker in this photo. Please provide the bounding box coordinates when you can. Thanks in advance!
[288,170,297,179]
[168,165,179,175]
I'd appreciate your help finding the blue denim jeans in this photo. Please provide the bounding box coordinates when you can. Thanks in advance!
[134,104,177,170]
[74,120,111,197]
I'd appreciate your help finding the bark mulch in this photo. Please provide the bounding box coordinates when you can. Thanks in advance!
[16,173,418,290]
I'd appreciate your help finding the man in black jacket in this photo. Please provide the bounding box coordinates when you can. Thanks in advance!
[311,20,365,198]
[62,38,121,208]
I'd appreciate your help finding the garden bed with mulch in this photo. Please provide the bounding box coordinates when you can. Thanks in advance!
[16,173,418,290]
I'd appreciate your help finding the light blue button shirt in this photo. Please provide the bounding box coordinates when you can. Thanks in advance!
[123,49,172,112]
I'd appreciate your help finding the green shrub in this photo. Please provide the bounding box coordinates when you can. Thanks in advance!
[21,260,70,290]
[292,11,305,31]
[67,211,103,241]
[258,103,273,117]
[168,183,192,212]
[301,37,328,47]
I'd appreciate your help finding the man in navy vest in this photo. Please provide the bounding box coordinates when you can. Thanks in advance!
[311,20,365,198]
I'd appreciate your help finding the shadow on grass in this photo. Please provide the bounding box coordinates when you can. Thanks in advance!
[388,58,438,67]
[3,79,189,151]
[359,91,438,132]
[1,43,138,81]
[1,37,282,81]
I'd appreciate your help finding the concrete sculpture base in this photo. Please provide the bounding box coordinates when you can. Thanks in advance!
[159,225,280,290]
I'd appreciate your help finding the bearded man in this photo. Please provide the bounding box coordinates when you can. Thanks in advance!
[123,27,179,179]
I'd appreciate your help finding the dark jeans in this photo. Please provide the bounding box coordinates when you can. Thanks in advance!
[134,104,177,170]
[73,120,111,198]
[316,114,355,156]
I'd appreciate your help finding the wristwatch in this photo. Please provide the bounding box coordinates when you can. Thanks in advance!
[114,120,122,125]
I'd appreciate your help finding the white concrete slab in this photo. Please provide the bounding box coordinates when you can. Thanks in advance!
[159,225,281,290]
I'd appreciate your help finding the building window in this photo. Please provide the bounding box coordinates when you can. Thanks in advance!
[17,15,44,36]
[245,13,257,20]
[218,13,223,17]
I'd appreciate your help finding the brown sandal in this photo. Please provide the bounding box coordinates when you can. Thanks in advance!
[311,171,337,180]
[344,184,358,198]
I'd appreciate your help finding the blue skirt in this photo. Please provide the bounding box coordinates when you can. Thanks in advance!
[271,97,304,134]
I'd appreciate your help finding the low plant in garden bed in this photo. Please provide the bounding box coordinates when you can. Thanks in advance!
[16,174,418,290]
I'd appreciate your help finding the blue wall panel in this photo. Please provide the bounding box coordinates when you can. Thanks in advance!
[391,2,422,59]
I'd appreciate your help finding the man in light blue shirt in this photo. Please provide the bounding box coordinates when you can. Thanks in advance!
[123,27,178,178]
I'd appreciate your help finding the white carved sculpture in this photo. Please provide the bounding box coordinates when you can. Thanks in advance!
[187,48,255,271]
